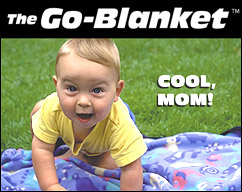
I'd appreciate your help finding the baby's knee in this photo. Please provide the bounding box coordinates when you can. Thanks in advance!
[30,99,45,138]
[30,99,45,119]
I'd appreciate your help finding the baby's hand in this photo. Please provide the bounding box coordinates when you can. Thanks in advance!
[45,184,67,191]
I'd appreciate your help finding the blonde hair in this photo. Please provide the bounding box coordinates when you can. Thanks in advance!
[56,39,121,80]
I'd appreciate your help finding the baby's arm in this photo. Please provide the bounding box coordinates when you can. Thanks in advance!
[120,157,143,191]
[32,135,66,191]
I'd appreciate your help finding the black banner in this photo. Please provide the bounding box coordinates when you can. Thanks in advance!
[0,1,241,38]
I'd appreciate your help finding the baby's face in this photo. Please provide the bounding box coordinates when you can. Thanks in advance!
[54,53,123,130]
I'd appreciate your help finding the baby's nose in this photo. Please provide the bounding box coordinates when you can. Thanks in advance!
[77,94,91,107]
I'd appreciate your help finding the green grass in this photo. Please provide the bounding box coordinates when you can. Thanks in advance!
[1,39,241,152]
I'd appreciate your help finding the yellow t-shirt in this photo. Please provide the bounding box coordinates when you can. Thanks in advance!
[32,92,147,167]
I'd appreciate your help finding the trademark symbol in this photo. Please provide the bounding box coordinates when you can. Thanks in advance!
[231,8,240,14]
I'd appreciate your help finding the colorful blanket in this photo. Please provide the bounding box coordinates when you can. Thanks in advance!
[1,128,241,191]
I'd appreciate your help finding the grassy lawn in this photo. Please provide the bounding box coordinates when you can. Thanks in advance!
[1,39,241,152]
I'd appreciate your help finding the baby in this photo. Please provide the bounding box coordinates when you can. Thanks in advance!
[30,39,147,190]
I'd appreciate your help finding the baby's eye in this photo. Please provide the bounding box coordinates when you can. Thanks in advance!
[68,86,77,92]
[92,88,102,94]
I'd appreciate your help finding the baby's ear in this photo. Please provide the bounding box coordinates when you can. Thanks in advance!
[114,80,125,102]
[53,75,58,87]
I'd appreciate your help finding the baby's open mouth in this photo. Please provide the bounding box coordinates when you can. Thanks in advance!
[76,113,93,123]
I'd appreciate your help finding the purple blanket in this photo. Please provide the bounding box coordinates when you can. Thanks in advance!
[1,128,241,191]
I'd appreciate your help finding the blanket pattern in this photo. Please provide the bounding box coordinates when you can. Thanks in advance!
[1,130,241,191]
